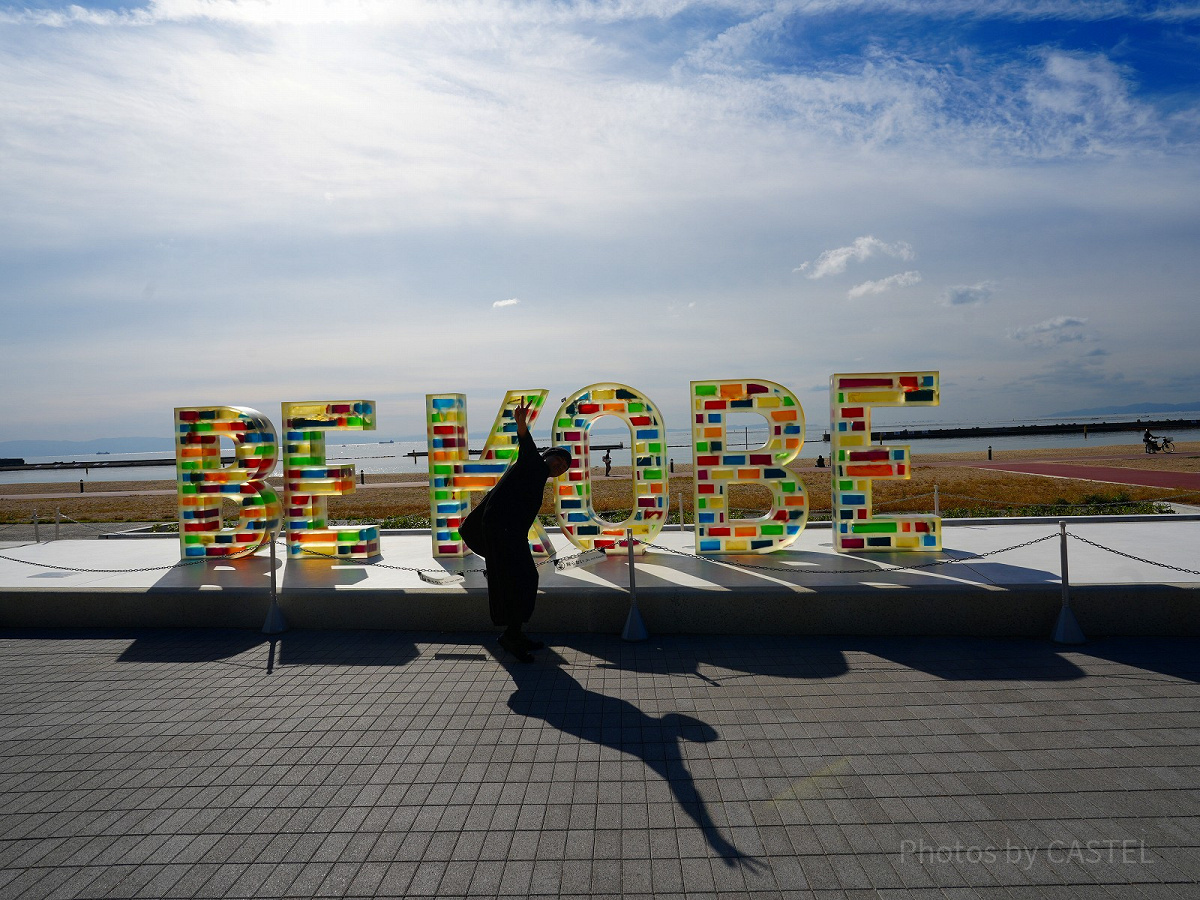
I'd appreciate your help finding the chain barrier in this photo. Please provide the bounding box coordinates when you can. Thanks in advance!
[1066,531,1200,577]
[689,485,1198,518]
[271,539,486,578]
[634,534,1062,576]
[259,533,1064,580]
[271,536,598,580]
[1,525,1196,582]
[0,540,264,574]
[55,512,167,537]
[0,526,597,579]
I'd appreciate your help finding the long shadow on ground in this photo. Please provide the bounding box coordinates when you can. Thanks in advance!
[107,631,1092,681]
[113,627,419,669]
[560,634,1088,684]
[14,628,1106,683]
[846,636,1088,681]
[504,654,764,870]
[1072,636,1200,683]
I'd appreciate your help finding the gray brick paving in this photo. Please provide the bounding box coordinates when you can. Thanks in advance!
[0,630,1196,898]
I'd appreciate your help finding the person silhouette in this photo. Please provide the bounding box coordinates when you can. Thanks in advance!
[460,398,571,662]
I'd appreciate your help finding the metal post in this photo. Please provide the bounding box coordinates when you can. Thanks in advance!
[621,528,648,641]
[262,536,288,634]
[32,511,39,543]
[1058,522,1068,597]
[55,508,61,541]
[933,485,939,517]
[987,445,992,460]
[1053,521,1085,644]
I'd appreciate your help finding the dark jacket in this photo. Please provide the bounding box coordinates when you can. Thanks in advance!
[460,429,548,553]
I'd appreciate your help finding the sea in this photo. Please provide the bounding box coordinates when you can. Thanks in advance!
[4,416,1199,487]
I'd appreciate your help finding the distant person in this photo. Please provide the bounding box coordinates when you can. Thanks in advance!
[602,450,612,477]
[815,454,825,468]
[1143,428,1158,453]
[459,398,571,663]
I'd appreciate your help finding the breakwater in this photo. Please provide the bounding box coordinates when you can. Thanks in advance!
[870,418,1200,442]
[0,457,232,473]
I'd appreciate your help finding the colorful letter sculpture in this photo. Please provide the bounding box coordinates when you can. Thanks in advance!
[426,391,554,558]
[830,372,940,552]
[554,383,668,553]
[173,370,946,563]
[282,401,380,559]
[174,406,281,558]
[691,380,808,553]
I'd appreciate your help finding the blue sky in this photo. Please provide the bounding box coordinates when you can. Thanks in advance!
[2,0,1199,441]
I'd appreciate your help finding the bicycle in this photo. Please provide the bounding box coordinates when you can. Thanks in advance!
[1145,436,1175,453]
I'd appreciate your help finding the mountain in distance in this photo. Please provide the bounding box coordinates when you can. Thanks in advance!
[1049,401,1200,418]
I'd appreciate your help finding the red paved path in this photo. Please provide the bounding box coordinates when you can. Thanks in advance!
[955,460,1200,491]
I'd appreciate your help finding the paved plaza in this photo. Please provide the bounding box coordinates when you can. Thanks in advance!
[0,629,1196,898]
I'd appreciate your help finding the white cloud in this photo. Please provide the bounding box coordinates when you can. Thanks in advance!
[0,9,1190,250]
[796,236,915,279]
[847,270,922,299]
[1009,315,1089,343]
[941,281,995,306]
[0,1,1197,438]
[7,0,1197,30]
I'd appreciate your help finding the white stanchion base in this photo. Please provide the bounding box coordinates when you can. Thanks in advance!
[262,599,288,634]
[622,603,648,642]
[1053,604,1086,644]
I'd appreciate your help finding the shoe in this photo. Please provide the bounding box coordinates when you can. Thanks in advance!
[498,632,534,663]
[498,631,544,651]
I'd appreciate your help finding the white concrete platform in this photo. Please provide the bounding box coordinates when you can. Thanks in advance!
[1,518,1198,635]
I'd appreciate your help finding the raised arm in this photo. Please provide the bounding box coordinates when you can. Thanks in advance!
[514,397,532,438]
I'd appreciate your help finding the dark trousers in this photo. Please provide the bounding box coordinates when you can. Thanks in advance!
[460,514,537,628]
